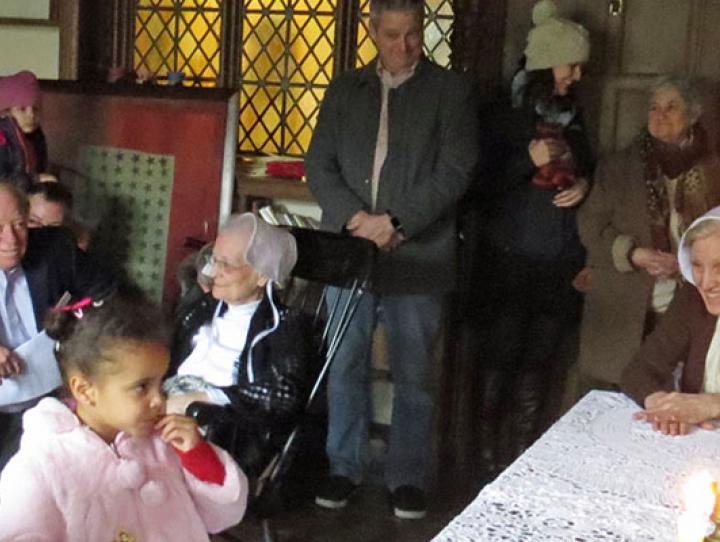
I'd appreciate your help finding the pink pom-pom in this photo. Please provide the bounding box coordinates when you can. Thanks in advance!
[115,459,145,490]
[140,479,166,506]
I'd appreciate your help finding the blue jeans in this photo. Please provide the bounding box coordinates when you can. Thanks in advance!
[325,288,443,491]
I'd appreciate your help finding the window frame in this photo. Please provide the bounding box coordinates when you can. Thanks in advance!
[117,0,456,156]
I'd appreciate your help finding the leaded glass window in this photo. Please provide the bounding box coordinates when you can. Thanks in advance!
[132,0,455,155]
[237,0,336,155]
[135,0,222,87]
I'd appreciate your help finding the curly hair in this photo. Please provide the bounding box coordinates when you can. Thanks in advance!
[45,287,169,382]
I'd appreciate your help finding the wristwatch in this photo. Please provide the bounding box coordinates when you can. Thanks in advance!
[388,212,405,236]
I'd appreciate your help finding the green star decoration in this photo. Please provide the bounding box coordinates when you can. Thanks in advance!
[76,145,174,303]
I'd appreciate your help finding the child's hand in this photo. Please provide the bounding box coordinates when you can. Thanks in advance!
[155,414,202,452]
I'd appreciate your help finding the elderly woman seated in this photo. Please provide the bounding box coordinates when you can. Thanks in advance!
[622,206,720,435]
[165,213,312,430]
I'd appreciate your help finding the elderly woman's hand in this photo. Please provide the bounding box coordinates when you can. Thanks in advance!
[553,177,589,208]
[631,248,679,278]
[166,391,211,415]
[633,391,720,436]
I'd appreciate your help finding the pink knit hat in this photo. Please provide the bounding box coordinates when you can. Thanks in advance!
[0,71,39,111]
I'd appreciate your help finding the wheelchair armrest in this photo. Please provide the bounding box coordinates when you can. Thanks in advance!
[185,401,236,426]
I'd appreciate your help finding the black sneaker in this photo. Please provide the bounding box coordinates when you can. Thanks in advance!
[391,485,427,519]
[315,475,358,509]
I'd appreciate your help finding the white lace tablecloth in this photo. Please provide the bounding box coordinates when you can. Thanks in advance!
[433,390,720,541]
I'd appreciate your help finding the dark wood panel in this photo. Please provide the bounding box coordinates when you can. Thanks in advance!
[41,79,237,101]
[695,0,720,78]
[620,0,691,75]
[57,0,80,79]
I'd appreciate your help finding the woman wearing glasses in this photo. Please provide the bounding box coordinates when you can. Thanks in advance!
[165,213,313,470]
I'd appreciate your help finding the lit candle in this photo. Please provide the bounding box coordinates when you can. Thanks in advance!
[678,471,716,542]
[678,511,710,542]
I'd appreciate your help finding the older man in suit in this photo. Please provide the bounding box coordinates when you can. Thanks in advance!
[0,181,113,469]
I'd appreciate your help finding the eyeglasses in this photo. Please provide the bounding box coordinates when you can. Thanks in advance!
[206,254,250,275]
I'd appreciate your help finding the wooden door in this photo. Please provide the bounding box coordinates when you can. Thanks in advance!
[599,0,720,153]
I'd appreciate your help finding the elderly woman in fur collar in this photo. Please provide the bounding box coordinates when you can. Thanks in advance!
[166,214,312,431]
[578,76,720,391]
[622,206,720,435]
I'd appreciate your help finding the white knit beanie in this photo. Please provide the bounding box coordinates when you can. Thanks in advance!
[524,0,590,71]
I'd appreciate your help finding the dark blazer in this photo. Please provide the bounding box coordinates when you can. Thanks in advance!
[22,227,114,328]
[0,228,114,471]
[621,284,715,405]
[306,58,478,294]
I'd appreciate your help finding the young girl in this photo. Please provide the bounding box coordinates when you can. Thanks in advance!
[0,70,50,190]
[0,291,248,541]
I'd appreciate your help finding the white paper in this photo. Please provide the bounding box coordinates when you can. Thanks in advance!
[0,332,61,407]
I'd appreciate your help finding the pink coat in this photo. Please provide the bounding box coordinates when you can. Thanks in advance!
[0,398,248,542]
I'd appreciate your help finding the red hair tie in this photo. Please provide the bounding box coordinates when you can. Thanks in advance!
[52,297,93,313]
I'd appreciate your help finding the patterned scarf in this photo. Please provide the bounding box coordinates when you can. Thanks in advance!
[641,124,710,252]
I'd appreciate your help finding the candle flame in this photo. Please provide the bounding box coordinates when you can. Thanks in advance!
[682,471,716,517]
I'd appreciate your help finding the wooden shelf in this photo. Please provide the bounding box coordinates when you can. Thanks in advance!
[235,174,315,206]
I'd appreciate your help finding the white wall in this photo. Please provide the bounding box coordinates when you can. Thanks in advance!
[0,0,59,79]
[0,0,50,20]
[0,26,59,78]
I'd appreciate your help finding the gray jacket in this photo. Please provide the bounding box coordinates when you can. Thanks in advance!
[306,58,478,294]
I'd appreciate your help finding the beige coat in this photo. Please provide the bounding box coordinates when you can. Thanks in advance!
[578,143,720,386]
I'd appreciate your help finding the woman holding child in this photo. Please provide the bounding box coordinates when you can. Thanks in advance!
[472,0,593,477]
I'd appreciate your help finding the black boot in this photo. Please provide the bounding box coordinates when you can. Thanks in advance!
[475,369,509,482]
[500,368,547,469]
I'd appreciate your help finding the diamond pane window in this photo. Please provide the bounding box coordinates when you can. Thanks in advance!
[356,0,454,69]
[238,0,336,156]
[131,0,455,156]
[134,1,222,86]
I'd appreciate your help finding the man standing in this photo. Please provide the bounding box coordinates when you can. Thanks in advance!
[306,0,478,519]
[0,182,113,469]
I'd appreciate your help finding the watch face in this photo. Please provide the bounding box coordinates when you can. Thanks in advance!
[390,215,404,234]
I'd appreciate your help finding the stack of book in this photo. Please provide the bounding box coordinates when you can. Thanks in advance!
[259,205,319,230]
[240,154,305,179]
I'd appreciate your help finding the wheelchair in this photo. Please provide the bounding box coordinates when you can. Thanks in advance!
[184,226,376,542]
